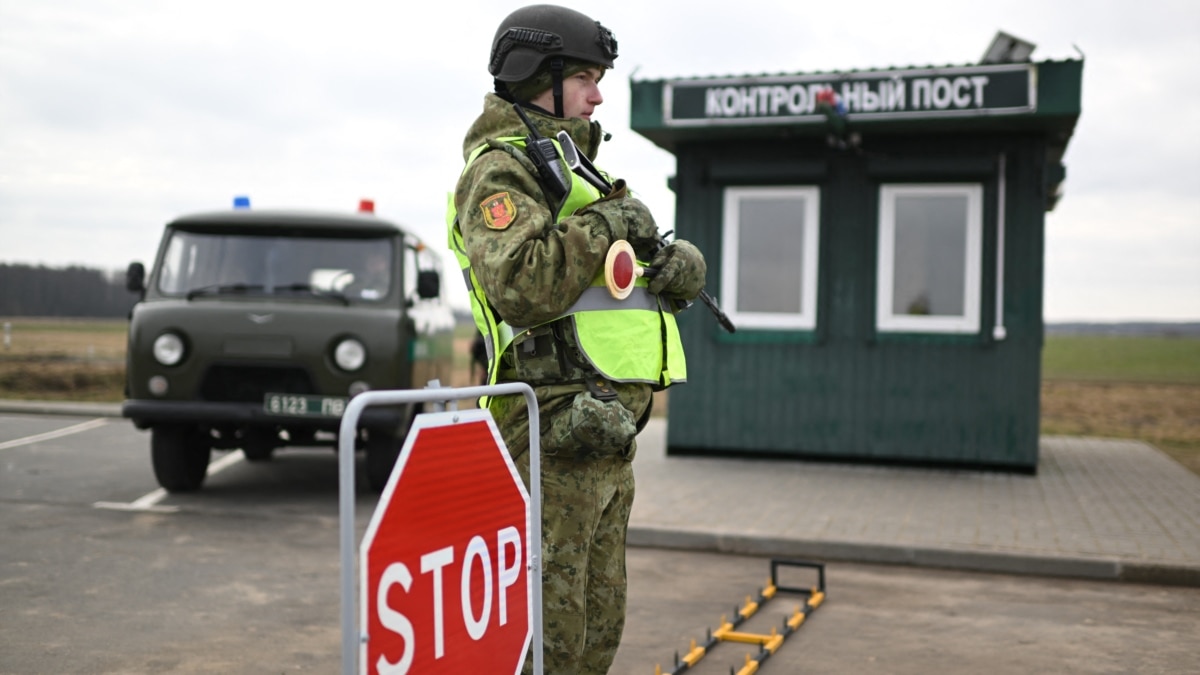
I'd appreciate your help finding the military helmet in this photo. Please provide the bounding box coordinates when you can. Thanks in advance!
[489,4,618,82]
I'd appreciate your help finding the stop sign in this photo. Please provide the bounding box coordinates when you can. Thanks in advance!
[359,409,532,675]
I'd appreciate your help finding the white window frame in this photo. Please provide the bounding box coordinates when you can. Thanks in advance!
[720,186,821,330]
[876,183,983,334]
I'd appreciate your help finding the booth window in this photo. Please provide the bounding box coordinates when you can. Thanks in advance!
[876,184,982,334]
[720,186,820,330]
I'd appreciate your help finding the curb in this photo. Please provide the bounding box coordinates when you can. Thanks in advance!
[0,400,123,418]
[627,526,1200,588]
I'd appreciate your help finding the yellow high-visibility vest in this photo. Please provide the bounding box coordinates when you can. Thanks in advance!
[447,137,687,402]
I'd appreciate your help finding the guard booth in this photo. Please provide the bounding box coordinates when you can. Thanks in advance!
[630,41,1083,471]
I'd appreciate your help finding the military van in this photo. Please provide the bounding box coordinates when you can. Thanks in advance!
[122,199,455,493]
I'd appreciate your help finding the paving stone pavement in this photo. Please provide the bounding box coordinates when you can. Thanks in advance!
[628,419,1200,586]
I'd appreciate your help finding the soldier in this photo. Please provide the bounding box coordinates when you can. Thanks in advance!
[447,4,706,673]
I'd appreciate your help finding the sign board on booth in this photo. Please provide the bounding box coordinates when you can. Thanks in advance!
[360,409,532,675]
[665,63,1036,125]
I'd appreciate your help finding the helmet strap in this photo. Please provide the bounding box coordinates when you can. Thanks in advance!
[549,57,565,118]
[494,79,514,102]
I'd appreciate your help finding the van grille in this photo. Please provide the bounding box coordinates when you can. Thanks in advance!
[199,364,315,402]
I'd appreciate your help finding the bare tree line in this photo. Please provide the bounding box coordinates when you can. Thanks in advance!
[0,264,137,318]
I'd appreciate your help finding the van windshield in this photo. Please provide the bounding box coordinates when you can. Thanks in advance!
[158,231,394,302]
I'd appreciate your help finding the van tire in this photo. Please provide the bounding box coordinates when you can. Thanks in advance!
[365,428,401,493]
[151,424,212,492]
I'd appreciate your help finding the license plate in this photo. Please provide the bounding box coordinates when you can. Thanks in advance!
[264,393,347,417]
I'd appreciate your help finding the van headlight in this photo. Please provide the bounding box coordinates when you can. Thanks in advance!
[334,338,366,372]
[152,332,186,366]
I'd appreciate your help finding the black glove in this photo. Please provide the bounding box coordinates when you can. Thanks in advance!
[647,240,706,301]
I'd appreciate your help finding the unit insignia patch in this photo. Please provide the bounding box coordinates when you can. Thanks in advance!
[480,192,517,230]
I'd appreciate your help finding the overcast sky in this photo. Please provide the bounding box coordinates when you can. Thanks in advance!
[1,0,1197,321]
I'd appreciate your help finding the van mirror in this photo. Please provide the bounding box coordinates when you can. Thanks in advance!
[416,270,440,299]
[126,262,146,293]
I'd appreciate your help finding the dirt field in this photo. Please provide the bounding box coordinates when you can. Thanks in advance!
[1041,380,1200,473]
[0,317,126,359]
[0,319,126,401]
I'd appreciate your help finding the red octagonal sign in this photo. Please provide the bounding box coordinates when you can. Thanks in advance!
[360,409,531,674]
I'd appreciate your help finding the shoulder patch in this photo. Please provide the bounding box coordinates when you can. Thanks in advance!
[480,192,517,230]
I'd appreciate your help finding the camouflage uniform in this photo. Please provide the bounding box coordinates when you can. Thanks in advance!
[453,93,704,674]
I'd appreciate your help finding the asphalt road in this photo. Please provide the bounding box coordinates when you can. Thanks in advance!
[2,412,1197,674]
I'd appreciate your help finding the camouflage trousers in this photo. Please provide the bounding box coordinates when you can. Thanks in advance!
[492,388,642,675]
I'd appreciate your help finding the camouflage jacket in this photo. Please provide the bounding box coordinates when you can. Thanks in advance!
[454,93,624,327]
[453,93,655,434]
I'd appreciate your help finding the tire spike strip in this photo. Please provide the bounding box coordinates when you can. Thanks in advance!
[654,560,826,675]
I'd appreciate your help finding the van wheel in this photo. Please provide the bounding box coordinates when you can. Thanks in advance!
[151,424,212,492]
[365,429,401,493]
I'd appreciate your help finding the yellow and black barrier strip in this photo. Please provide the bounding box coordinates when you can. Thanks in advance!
[655,560,826,675]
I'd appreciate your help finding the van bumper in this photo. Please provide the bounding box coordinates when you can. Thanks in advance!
[121,399,407,432]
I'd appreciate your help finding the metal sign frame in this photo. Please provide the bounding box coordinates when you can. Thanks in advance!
[337,383,542,675]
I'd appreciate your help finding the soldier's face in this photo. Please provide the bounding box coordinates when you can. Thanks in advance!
[531,67,605,121]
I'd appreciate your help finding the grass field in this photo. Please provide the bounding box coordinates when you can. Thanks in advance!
[2,317,1197,474]
[1042,335,1200,383]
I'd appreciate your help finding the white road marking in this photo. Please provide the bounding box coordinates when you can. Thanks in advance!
[94,449,246,513]
[0,418,109,451]
[92,497,180,514]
